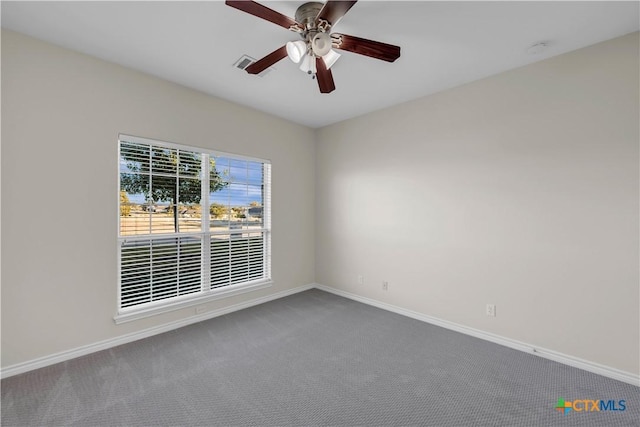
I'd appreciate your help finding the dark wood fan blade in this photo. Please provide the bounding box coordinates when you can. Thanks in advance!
[332,33,400,62]
[315,57,336,94]
[317,1,358,26]
[226,1,299,29]
[245,46,288,74]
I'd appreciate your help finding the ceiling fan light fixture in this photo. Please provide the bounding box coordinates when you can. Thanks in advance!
[286,40,307,63]
[322,49,341,70]
[311,32,332,57]
[299,54,317,74]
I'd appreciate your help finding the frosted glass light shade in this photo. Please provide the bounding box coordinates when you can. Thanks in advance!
[286,40,306,63]
[299,54,317,74]
[311,32,332,57]
[322,49,341,69]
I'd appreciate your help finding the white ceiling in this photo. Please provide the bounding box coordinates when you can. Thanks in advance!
[2,1,638,128]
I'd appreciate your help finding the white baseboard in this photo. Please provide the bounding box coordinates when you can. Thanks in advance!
[0,284,314,379]
[313,283,640,387]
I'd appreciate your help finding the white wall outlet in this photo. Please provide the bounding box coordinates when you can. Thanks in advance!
[486,304,496,317]
[382,281,389,291]
[358,275,364,285]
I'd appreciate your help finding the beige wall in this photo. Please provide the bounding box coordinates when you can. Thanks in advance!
[1,30,315,368]
[316,33,639,375]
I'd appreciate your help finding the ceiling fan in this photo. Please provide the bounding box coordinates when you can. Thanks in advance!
[225,0,401,93]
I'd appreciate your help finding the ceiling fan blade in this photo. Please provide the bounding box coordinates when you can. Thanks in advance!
[316,1,358,26]
[315,57,336,94]
[245,46,288,75]
[332,33,400,62]
[225,1,299,30]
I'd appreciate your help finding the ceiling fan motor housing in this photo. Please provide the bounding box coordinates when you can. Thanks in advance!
[295,2,324,28]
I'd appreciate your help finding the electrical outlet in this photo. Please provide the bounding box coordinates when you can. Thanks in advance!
[358,275,364,285]
[486,304,496,317]
[382,281,389,291]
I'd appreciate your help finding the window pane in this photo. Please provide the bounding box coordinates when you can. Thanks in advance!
[150,176,175,234]
[209,156,229,232]
[247,161,263,185]
[150,206,175,234]
[229,183,248,206]
[178,204,202,233]
[210,234,230,289]
[120,142,149,174]
[120,236,203,308]
[207,158,265,232]
[178,177,201,205]
[178,177,202,232]
[228,158,248,183]
[210,202,230,233]
[120,240,152,307]
[211,156,229,184]
[152,239,179,300]
[178,150,201,177]
[248,233,265,280]
[150,175,176,204]
[120,175,149,236]
[230,237,249,284]
[152,146,177,175]
[246,184,263,228]
[210,231,264,289]
[179,238,202,295]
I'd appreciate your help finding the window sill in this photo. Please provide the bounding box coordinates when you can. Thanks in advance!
[113,280,273,324]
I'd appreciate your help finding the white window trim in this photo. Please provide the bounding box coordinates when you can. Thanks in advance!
[115,134,272,323]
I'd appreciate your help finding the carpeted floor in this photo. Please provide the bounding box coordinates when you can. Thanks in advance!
[2,289,639,426]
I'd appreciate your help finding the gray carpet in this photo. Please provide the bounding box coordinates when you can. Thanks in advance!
[2,289,639,426]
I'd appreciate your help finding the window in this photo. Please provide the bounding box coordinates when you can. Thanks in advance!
[117,134,271,323]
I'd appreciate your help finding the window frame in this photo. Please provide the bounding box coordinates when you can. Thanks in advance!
[115,134,272,324]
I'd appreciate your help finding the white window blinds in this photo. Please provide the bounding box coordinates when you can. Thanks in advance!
[118,135,271,319]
